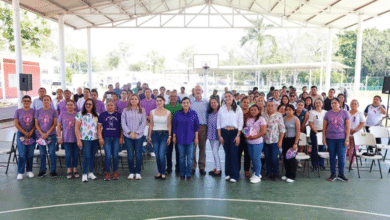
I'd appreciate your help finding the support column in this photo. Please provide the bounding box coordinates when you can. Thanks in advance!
[59,15,66,91]
[203,67,209,99]
[325,28,333,93]
[87,28,93,88]
[12,0,23,108]
[354,14,363,99]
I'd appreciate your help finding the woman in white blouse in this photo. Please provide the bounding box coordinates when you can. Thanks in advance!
[217,92,243,183]
[348,99,365,169]
[308,98,327,170]
[148,96,172,180]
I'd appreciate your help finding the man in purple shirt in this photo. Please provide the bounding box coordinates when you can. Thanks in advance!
[139,83,156,100]
[140,88,157,123]
[57,90,79,114]
[91,89,106,114]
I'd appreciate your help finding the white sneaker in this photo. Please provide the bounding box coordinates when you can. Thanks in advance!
[150,152,156,157]
[250,175,261,184]
[230,178,237,183]
[26,172,34,178]
[281,176,287,181]
[135,174,142,180]
[286,178,295,183]
[88,172,97,180]
[17,174,23,180]
[82,174,88,182]
[250,174,255,181]
[225,176,230,180]
[128,173,134,180]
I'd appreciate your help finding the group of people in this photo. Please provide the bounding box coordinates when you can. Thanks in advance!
[14,82,386,184]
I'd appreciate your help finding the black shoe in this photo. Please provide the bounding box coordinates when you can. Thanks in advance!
[50,171,58,177]
[199,169,206,175]
[38,171,46,178]
[337,175,349,182]
[208,170,215,175]
[161,176,166,181]
[328,174,337,182]
[175,170,180,175]
[312,166,318,171]
[180,176,185,180]
[155,175,162,179]
[192,169,195,174]
[271,175,278,181]
[320,166,326,171]
[213,172,222,177]
[166,169,172,174]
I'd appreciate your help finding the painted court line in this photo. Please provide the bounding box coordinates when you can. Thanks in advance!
[146,215,245,220]
[0,198,390,218]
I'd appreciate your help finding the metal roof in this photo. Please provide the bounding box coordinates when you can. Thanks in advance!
[3,0,390,30]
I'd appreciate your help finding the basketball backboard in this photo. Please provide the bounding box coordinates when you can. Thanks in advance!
[193,54,219,69]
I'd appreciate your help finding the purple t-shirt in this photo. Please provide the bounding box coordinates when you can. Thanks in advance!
[115,100,128,113]
[58,112,77,143]
[140,99,157,116]
[14,108,35,132]
[35,108,58,138]
[57,100,79,115]
[324,109,350,139]
[98,111,122,138]
[95,100,106,114]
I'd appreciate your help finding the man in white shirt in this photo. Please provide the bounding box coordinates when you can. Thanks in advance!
[31,87,54,110]
[77,88,91,110]
[221,87,229,104]
[159,86,170,101]
[178,86,189,103]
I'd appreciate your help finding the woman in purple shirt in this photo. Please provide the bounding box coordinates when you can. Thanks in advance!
[323,98,350,182]
[57,100,79,179]
[35,95,58,178]
[115,90,128,113]
[14,95,36,180]
[98,100,123,181]
[207,98,221,177]
[121,94,147,180]
[173,97,199,181]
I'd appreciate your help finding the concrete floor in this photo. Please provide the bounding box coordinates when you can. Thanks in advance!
[1,134,390,220]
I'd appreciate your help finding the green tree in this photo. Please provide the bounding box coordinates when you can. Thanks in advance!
[106,50,120,70]
[147,50,165,73]
[240,18,276,65]
[65,47,87,73]
[178,46,196,68]
[0,3,51,53]
[65,67,75,83]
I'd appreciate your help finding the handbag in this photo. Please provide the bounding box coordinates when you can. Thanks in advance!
[19,136,35,145]
[36,136,53,146]
[286,148,297,159]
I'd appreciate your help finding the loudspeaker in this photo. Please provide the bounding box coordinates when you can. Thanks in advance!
[20,73,33,91]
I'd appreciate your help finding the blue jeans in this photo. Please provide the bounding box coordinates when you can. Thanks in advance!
[16,131,35,174]
[82,140,98,174]
[310,131,325,167]
[152,131,169,174]
[264,143,279,176]
[124,137,143,174]
[177,143,195,177]
[221,129,240,180]
[104,137,120,172]
[247,143,264,177]
[63,143,79,169]
[38,135,57,173]
[327,138,347,176]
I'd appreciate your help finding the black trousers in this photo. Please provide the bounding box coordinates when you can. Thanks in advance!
[282,137,297,180]
[166,142,180,172]
[238,133,251,172]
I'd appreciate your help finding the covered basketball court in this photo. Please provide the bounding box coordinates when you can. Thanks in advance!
[2,0,390,219]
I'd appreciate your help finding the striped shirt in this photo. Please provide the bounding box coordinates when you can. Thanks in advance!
[190,97,208,125]
[121,107,147,139]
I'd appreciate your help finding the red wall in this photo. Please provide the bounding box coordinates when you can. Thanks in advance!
[1,58,40,99]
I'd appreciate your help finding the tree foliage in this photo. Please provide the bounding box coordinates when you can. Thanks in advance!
[0,3,51,54]
[147,50,165,73]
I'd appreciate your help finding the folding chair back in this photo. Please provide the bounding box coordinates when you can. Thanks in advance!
[353,132,377,147]
[298,133,307,146]
[316,132,323,145]
[0,129,17,143]
[369,126,389,139]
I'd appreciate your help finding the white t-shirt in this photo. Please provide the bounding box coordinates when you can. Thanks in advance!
[349,111,366,130]
[178,93,189,101]
[364,104,386,126]
[308,110,327,131]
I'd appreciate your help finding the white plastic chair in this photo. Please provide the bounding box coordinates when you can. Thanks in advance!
[316,132,329,159]
[296,132,310,177]
[368,126,390,162]
[353,132,383,178]
[0,129,17,174]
